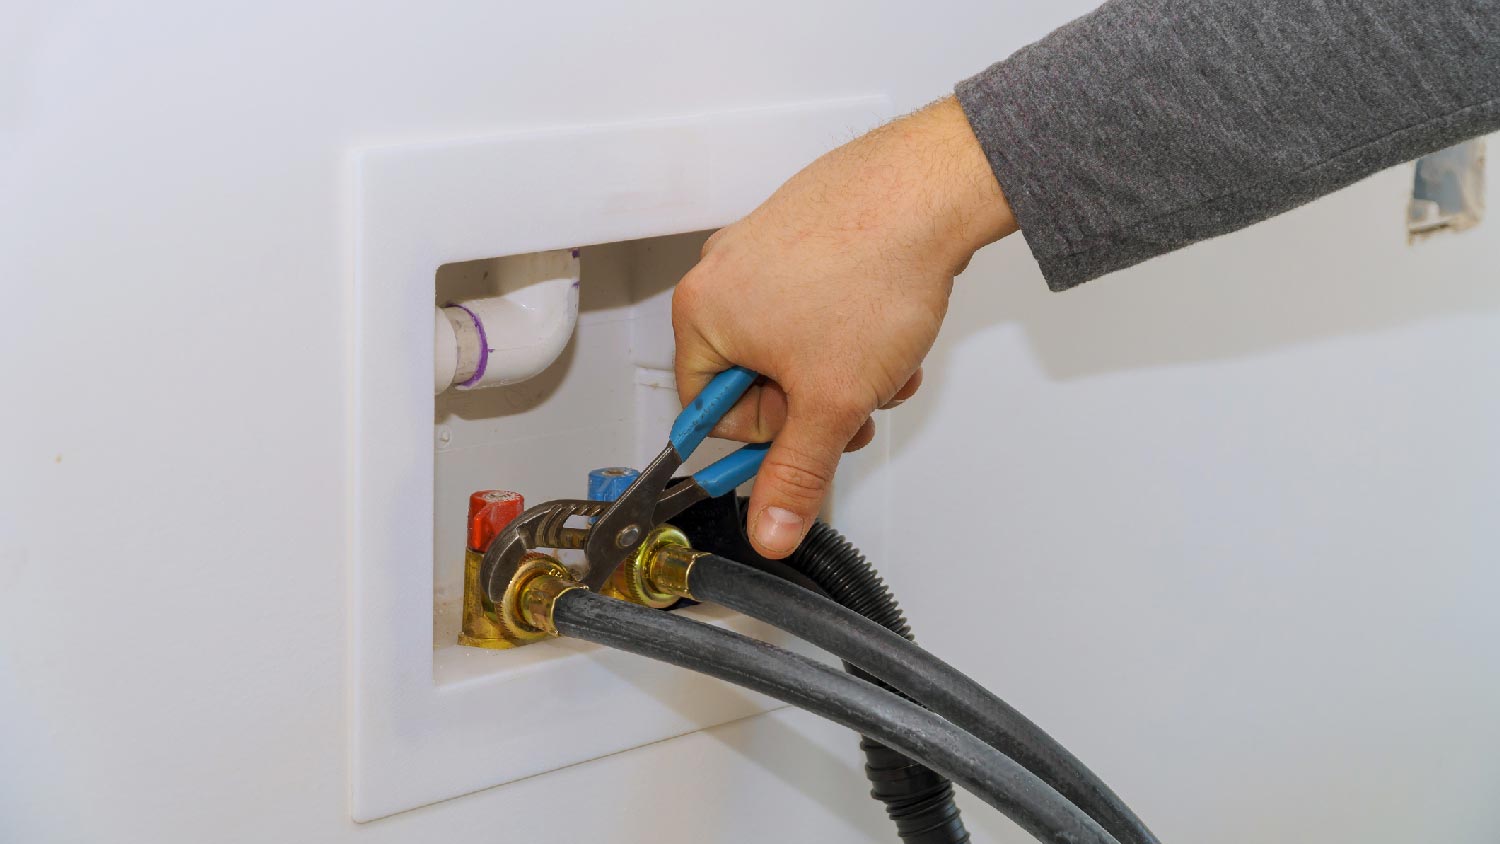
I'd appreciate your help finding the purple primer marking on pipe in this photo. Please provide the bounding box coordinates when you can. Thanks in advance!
[446,302,489,387]
[570,248,581,258]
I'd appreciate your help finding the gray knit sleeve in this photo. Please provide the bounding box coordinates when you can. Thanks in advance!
[955,0,1500,291]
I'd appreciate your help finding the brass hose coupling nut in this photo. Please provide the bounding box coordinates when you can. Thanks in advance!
[496,552,583,645]
[604,525,692,608]
[518,570,586,637]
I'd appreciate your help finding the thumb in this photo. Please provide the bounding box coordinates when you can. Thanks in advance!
[746,403,863,559]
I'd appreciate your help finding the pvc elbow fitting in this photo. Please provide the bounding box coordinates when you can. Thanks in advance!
[434,249,581,394]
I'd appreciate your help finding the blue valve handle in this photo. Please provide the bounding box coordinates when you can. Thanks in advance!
[668,366,758,457]
[587,466,640,502]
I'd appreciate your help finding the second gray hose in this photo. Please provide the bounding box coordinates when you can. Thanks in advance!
[553,587,1119,844]
[687,553,1160,844]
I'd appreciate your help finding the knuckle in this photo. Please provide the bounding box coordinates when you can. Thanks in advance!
[671,274,702,315]
[700,227,726,258]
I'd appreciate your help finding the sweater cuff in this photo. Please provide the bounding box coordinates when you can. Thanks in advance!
[956,63,1095,292]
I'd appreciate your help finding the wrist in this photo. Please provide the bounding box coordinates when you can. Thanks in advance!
[887,96,1017,272]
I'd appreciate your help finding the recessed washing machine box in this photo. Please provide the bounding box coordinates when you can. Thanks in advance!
[430,234,738,650]
[350,96,894,821]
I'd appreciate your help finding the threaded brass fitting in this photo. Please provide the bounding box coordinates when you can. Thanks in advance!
[601,525,690,609]
[478,526,711,647]
[517,571,586,637]
[493,552,580,646]
[648,544,706,600]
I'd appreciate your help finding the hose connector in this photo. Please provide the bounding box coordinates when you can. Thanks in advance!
[648,544,706,600]
[517,568,586,637]
[487,525,703,646]
[493,552,584,645]
[602,525,692,608]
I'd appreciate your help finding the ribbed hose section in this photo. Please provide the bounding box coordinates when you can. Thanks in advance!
[672,494,969,844]
[555,589,1118,844]
[789,519,970,844]
[791,520,911,634]
[861,738,969,844]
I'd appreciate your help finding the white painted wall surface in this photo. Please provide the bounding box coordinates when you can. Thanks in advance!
[3,3,1497,843]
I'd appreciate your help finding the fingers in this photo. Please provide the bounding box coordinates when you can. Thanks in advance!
[879,367,923,409]
[709,380,787,442]
[673,265,792,444]
[845,417,876,452]
[682,362,911,448]
[746,402,866,559]
[671,278,732,422]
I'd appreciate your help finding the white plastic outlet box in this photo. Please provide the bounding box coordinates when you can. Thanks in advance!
[350,96,894,821]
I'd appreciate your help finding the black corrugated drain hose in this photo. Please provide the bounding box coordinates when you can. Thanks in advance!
[672,495,969,844]
[792,520,970,844]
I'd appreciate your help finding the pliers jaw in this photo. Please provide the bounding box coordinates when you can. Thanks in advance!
[478,366,767,626]
[479,498,605,607]
[579,442,686,590]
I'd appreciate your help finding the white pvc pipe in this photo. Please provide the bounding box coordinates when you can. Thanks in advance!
[434,249,581,394]
[434,308,459,393]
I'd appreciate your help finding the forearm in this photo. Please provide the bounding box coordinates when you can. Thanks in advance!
[957,0,1500,290]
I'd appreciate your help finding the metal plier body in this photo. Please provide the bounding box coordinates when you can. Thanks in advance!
[481,367,768,604]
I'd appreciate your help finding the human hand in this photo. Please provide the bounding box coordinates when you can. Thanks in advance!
[672,96,1016,558]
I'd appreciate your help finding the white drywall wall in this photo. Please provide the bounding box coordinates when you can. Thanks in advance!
[2,2,1496,842]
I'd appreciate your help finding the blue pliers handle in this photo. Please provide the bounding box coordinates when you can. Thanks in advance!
[669,366,770,497]
[580,366,769,590]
